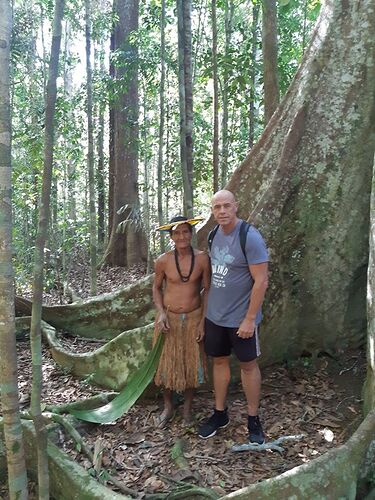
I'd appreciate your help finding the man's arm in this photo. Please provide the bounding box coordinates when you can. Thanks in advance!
[237,262,268,339]
[152,257,169,332]
[197,253,211,342]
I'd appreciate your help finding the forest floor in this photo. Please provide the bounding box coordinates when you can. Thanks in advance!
[1,263,367,499]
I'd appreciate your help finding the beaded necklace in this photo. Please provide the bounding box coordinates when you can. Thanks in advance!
[174,246,195,282]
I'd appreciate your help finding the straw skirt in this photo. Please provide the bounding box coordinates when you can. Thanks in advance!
[153,307,207,392]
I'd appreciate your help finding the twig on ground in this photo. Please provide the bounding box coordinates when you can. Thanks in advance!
[231,434,305,453]
[339,360,358,376]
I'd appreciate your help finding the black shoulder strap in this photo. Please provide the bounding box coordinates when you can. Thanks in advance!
[239,220,251,262]
[207,225,219,252]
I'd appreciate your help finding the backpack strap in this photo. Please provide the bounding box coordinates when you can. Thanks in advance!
[207,224,219,253]
[208,221,251,261]
[239,220,251,263]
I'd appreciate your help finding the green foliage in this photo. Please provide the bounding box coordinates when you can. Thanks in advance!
[10,0,321,278]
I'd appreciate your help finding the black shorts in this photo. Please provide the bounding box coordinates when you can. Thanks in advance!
[204,318,260,362]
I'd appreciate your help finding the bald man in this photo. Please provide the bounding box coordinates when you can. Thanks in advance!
[198,190,269,444]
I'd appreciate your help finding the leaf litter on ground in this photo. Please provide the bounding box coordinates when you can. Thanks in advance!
[7,263,366,497]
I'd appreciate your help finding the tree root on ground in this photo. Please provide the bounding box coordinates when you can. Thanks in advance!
[16,317,154,390]
[15,274,154,339]
[47,413,139,498]
[220,409,375,499]
[0,418,127,499]
[44,392,118,413]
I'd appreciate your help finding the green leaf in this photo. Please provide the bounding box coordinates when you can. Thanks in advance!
[279,0,291,5]
[69,334,164,424]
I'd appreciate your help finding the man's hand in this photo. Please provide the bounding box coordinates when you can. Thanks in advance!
[156,311,170,333]
[237,318,256,338]
[196,319,205,342]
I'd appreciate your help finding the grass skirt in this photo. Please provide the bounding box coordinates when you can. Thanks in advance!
[153,308,207,392]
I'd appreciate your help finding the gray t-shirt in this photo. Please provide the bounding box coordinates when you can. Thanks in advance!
[206,220,269,328]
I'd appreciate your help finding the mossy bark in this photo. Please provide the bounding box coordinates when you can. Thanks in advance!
[40,319,154,390]
[15,275,154,339]
[364,157,375,415]
[198,0,375,365]
[0,419,128,499]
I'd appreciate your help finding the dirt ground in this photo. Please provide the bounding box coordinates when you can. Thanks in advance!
[1,263,367,498]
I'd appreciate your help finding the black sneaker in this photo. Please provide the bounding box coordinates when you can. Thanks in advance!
[248,415,265,445]
[198,408,229,439]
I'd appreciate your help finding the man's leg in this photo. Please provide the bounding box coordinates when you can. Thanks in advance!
[183,388,194,423]
[239,359,261,415]
[156,389,174,428]
[213,356,231,410]
[240,359,265,444]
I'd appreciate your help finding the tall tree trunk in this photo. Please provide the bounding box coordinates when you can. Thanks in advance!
[103,0,145,267]
[212,0,219,193]
[108,31,115,237]
[97,45,106,256]
[142,88,151,273]
[249,2,260,149]
[85,0,97,294]
[262,0,280,124]
[29,0,64,496]
[0,0,28,497]
[157,0,166,253]
[198,0,375,365]
[221,0,234,187]
[177,0,194,218]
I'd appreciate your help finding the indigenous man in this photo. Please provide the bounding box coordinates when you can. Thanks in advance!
[198,190,269,444]
[153,216,210,427]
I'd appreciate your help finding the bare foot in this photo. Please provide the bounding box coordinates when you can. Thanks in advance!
[155,408,174,429]
[182,406,193,425]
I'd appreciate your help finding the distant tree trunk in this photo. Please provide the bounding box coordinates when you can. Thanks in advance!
[249,2,260,149]
[108,31,115,236]
[62,20,74,279]
[212,0,219,193]
[29,0,64,496]
[262,0,280,124]
[103,0,146,267]
[221,0,234,187]
[0,0,28,496]
[177,0,194,218]
[142,89,151,273]
[97,45,106,256]
[157,0,166,253]
[85,0,97,294]
[198,0,375,366]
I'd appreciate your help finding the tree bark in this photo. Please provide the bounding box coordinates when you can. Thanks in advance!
[198,0,375,365]
[85,0,97,294]
[0,0,28,496]
[364,156,375,415]
[262,0,280,124]
[96,44,106,255]
[212,0,219,194]
[29,0,65,496]
[177,0,194,218]
[221,0,234,187]
[157,0,166,253]
[248,2,260,149]
[103,0,146,267]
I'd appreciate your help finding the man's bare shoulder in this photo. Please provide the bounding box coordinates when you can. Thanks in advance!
[195,250,210,264]
[155,251,174,267]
